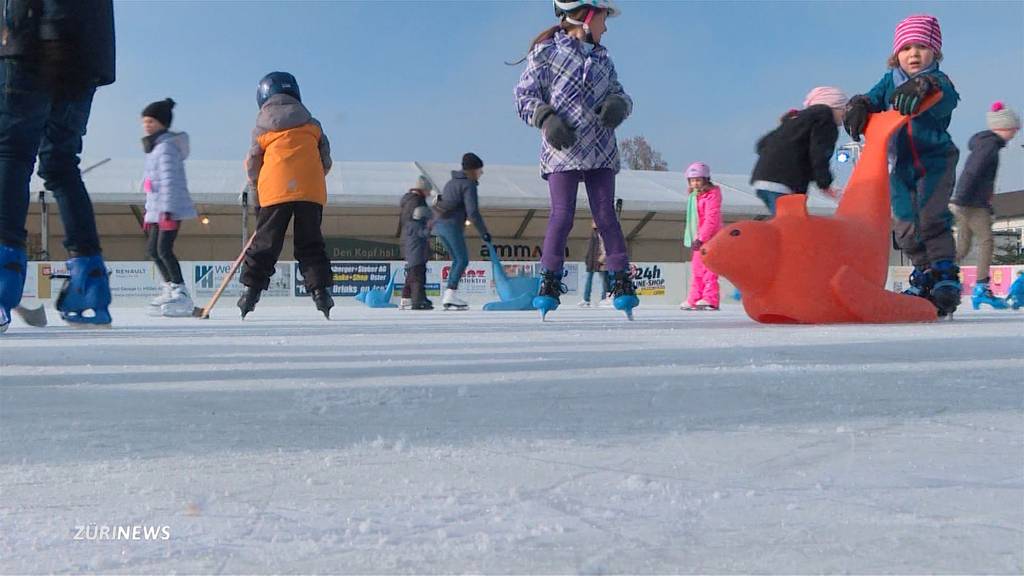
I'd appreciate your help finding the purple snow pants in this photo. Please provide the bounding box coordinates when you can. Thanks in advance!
[541,169,628,274]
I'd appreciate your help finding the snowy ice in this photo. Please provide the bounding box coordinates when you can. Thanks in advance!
[1,303,1021,573]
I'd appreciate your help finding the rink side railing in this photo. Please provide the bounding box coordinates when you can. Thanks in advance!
[19,261,1023,306]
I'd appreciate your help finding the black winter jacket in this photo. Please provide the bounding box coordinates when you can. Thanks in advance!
[750,105,838,194]
[951,131,1006,210]
[0,0,115,89]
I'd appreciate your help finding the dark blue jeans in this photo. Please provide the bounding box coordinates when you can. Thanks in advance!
[583,270,608,302]
[756,189,784,216]
[0,59,101,256]
[433,218,469,290]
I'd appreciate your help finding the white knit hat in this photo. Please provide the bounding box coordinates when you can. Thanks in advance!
[410,176,432,192]
[987,101,1021,131]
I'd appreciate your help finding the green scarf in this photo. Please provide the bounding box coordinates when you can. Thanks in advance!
[683,189,699,247]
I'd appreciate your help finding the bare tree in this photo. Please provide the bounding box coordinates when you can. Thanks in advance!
[620,135,669,171]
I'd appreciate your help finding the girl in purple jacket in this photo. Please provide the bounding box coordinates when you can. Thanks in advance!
[514,0,638,319]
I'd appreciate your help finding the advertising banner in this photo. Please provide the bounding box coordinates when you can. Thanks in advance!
[195,262,292,297]
[304,262,392,297]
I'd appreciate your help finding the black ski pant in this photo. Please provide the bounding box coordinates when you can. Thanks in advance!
[402,263,427,305]
[241,201,332,292]
[145,225,183,284]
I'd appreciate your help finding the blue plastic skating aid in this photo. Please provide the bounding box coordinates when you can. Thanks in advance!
[532,295,559,320]
[1008,274,1024,310]
[482,292,536,311]
[0,245,28,333]
[483,242,540,312]
[971,284,1008,310]
[56,254,112,326]
[358,271,398,308]
[613,294,640,321]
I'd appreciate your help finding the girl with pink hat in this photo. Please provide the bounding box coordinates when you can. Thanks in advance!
[681,162,722,311]
[750,86,847,215]
[843,14,961,318]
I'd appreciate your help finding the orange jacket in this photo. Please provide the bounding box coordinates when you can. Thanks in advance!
[245,94,332,208]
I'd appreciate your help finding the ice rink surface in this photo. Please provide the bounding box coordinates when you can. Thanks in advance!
[2,303,1021,573]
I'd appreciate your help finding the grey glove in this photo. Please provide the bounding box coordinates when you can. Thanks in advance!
[533,104,577,151]
[596,94,628,129]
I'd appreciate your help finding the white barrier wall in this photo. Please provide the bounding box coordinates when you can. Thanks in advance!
[21,261,1021,306]
[22,260,695,306]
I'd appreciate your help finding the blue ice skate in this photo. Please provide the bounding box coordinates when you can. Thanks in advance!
[609,270,639,321]
[532,269,566,321]
[0,245,27,334]
[56,254,112,327]
[901,267,932,299]
[928,261,961,318]
[971,282,1007,310]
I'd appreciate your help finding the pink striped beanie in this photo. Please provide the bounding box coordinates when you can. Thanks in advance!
[893,14,942,56]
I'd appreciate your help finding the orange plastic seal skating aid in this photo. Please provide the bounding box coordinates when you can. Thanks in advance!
[701,93,942,324]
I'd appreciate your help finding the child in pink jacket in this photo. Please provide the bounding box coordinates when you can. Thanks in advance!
[681,162,723,310]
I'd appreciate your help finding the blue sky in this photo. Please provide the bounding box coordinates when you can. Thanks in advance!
[91,0,1023,190]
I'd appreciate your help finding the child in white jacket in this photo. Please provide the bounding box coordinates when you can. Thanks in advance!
[141,98,197,316]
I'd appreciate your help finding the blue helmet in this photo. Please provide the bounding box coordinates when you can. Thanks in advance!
[256,72,301,108]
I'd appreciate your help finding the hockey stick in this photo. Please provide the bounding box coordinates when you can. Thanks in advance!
[194,231,257,319]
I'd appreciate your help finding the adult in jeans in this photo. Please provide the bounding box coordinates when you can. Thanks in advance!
[432,153,490,310]
[578,221,608,307]
[0,1,116,330]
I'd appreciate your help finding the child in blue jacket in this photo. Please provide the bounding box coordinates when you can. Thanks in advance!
[844,14,961,317]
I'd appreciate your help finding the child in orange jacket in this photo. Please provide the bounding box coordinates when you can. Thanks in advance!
[239,72,334,319]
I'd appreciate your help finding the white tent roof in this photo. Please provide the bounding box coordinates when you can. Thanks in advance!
[33,158,839,217]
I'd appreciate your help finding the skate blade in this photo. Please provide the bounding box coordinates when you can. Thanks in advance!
[14,305,48,327]
[66,321,112,330]
[162,309,199,318]
[443,304,468,311]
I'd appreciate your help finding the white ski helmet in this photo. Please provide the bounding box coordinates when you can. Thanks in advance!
[553,0,622,19]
